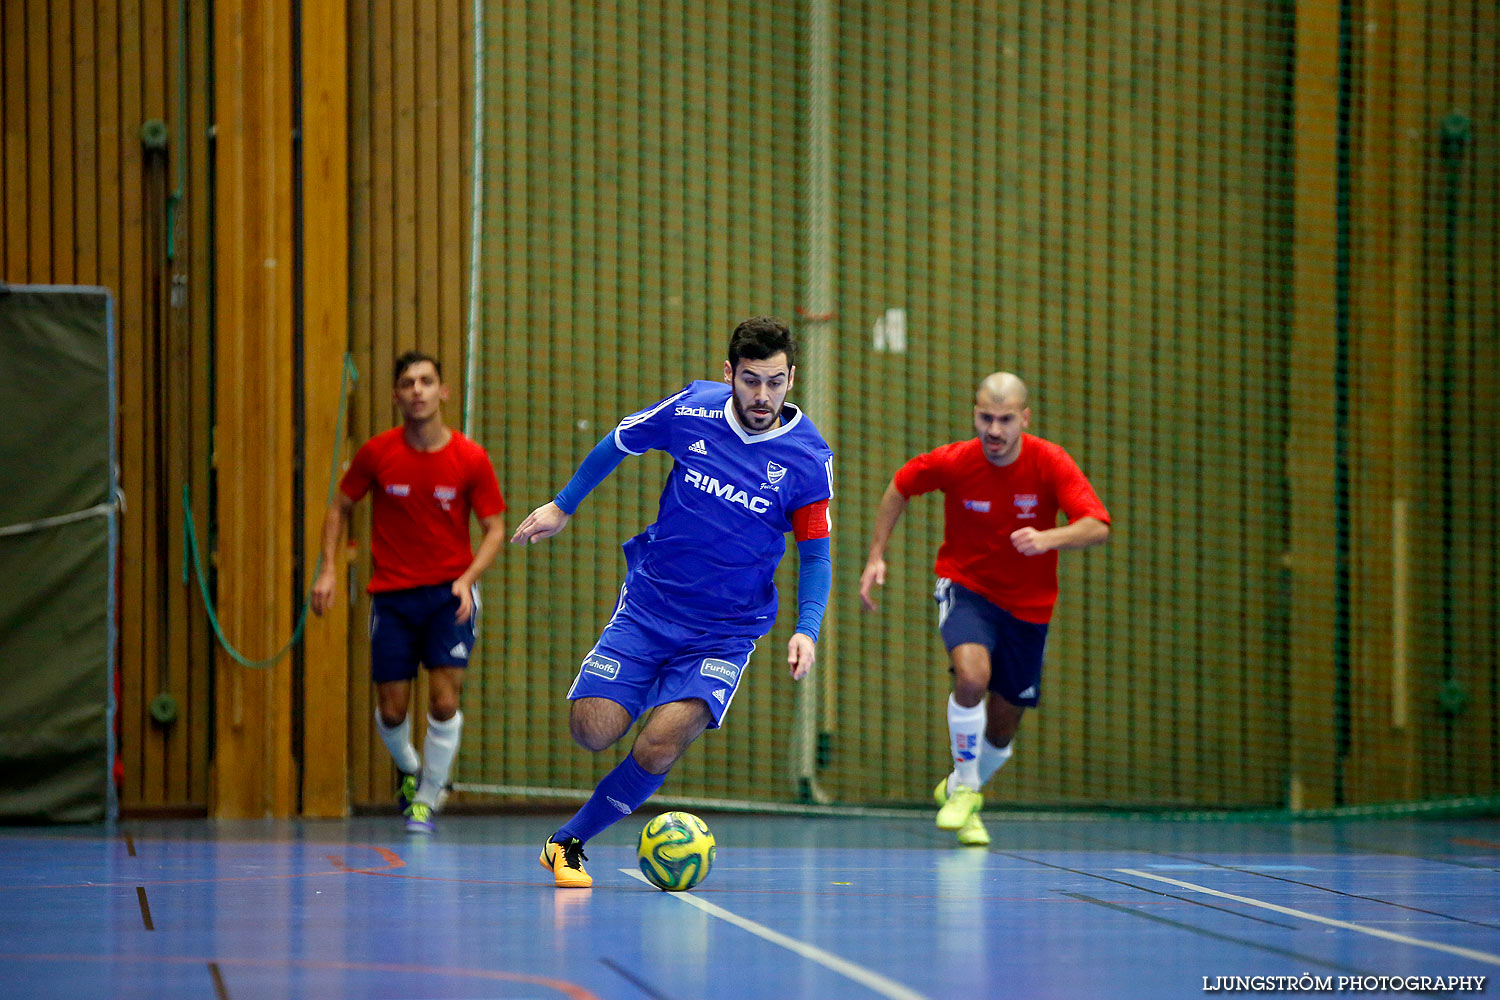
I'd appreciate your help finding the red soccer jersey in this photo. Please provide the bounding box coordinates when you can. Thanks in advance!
[893,434,1109,623]
[340,427,506,593]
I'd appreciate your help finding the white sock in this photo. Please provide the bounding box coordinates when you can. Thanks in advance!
[977,737,1014,786]
[417,711,462,807]
[946,695,985,790]
[375,708,422,775]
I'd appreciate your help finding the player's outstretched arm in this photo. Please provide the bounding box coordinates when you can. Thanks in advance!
[859,479,909,611]
[512,431,630,549]
[510,501,570,545]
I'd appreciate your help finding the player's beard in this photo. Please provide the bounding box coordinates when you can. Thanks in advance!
[732,394,778,432]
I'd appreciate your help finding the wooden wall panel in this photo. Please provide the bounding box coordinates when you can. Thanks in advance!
[301,0,352,818]
[5,0,1490,817]
[211,0,298,819]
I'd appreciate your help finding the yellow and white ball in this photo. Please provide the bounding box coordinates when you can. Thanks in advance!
[637,811,716,891]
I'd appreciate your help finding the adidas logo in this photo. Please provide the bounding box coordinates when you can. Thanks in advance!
[689,438,708,455]
[449,642,469,659]
[712,689,727,704]
[1017,685,1037,700]
[606,796,632,814]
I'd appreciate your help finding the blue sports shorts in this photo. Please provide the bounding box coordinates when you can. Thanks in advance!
[368,582,478,683]
[567,589,759,729]
[934,577,1048,707]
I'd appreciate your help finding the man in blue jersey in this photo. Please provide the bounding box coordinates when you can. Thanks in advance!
[511,317,834,888]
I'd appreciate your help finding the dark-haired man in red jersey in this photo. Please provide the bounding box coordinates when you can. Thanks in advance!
[312,350,506,833]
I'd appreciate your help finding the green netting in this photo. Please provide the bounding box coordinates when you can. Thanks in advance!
[457,2,1498,816]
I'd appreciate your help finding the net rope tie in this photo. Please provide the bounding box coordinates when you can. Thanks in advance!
[0,493,124,538]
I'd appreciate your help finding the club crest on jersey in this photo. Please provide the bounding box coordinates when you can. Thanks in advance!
[683,469,772,513]
[1014,493,1039,518]
[434,485,457,510]
[700,658,742,685]
[765,461,787,484]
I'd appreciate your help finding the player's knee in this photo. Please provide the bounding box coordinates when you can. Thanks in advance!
[569,716,618,753]
[630,738,683,775]
[630,725,695,774]
[952,674,988,706]
[429,697,460,722]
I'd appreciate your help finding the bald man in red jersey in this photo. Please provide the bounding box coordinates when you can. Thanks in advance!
[860,372,1109,846]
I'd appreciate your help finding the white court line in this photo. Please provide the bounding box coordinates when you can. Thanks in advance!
[619,869,930,1000]
[1117,869,1500,966]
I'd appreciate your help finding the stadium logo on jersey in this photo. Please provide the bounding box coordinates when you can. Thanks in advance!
[675,405,724,418]
[385,484,411,497]
[963,499,991,512]
[765,461,787,485]
[682,470,773,513]
[700,658,742,685]
[1014,493,1039,518]
[689,439,709,455]
[582,652,620,680]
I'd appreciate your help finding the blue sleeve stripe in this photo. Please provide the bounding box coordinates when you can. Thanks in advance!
[554,432,629,515]
[794,535,832,642]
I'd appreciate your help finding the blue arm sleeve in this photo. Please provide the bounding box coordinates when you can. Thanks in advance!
[793,536,832,641]
[553,433,629,515]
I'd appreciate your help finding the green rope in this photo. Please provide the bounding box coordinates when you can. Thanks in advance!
[181,353,359,667]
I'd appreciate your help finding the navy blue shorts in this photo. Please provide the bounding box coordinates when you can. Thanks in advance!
[368,582,478,683]
[934,577,1048,707]
[567,587,759,730]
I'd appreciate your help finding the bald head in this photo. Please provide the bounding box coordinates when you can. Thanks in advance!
[977,371,1028,409]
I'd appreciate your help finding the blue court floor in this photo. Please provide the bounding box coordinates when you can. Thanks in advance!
[1,810,1496,999]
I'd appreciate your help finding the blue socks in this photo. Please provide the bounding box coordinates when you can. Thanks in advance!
[554,754,666,846]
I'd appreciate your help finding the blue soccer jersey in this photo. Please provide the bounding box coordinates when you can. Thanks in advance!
[611,380,834,634]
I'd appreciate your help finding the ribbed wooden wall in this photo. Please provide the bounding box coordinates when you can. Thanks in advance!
[3,0,1492,816]
[453,0,1498,809]
[1,0,215,813]
[826,0,1296,808]
[1345,0,1500,804]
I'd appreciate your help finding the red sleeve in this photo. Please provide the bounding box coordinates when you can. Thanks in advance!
[468,445,507,519]
[1048,446,1110,525]
[339,439,378,502]
[790,499,830,541]
[892,447,947,498]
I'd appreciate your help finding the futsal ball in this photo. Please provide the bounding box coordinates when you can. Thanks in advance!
[637,811,716,891]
